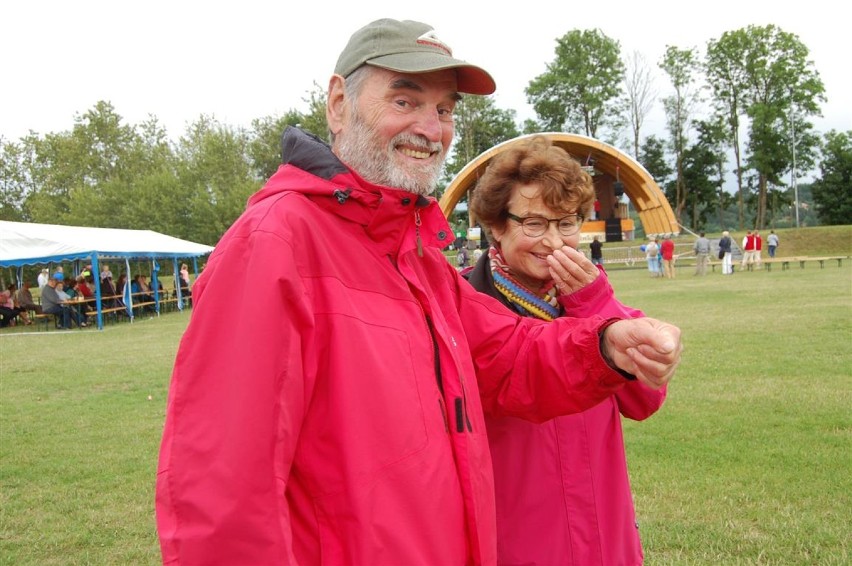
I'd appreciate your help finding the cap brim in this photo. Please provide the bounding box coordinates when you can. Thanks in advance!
[367,52,496,95]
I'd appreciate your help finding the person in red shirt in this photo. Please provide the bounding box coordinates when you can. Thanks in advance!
[76,275,94,299]
[660,235,676,279]
[741,230,756,270]
[754,230,763,269]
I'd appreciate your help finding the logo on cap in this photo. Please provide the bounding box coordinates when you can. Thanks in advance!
[416,31,452,56]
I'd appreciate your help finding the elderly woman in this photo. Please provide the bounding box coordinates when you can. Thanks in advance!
[466,136,667,566]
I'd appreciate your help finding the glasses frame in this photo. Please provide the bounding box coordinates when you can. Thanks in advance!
[506,211,584,237]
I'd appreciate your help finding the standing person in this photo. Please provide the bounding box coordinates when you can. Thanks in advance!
[741,230,756,270]
[645,238,660,277]
[719,230,733,275]
[661,235,676,279]
[767,230,780,258]
[466,136,667,566]
[693,231,711,276]
[456,245,470,268]
[155,19,682,565]
[178,263,192,297]
[590,235,604,265]
[37,268,50,290]
[754,230,763,269]
[593,198,601,220]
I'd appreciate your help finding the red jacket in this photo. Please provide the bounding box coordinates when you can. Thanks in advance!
[660,239,675,261]
[156,128,632,565]
[468,261,666,565]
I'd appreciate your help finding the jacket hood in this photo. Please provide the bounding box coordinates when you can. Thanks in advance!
[247,127,453,254]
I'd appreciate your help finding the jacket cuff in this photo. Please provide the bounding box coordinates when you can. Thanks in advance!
[598,319,637,381]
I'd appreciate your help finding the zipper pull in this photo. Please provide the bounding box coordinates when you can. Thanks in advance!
[414,210,423,257]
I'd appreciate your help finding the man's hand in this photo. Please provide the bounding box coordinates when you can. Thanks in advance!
[601,318,682,389]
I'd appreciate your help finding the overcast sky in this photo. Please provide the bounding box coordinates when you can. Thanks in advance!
[3,0,849,150]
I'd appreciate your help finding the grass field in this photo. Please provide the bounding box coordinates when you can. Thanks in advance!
[2,255,851,564]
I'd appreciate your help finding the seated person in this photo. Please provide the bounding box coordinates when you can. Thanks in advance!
[131,274,156,312]
[77,275,94,300]
[63,278,79,299]
[1,288,31,327]
[39,273,86,329]
[65,277,94,317]
[14,281,42,314]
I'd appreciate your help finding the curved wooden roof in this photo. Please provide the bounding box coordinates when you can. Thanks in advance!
[439,132,679,237]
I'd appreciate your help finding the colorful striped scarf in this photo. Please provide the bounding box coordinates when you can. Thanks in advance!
[489,246,561,321]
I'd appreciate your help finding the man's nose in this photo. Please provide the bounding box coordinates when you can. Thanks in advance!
[412,107,443,142]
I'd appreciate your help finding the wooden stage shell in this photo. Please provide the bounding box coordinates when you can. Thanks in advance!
[439,133,679,239]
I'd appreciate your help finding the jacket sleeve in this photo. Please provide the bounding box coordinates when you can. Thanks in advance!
[557,266,667,421]
[156,229,309,565]
[453,268,628,423]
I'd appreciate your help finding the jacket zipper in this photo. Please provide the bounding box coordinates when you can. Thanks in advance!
[414,209,423,257]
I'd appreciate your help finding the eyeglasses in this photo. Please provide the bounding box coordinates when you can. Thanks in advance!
[506,212,584,237]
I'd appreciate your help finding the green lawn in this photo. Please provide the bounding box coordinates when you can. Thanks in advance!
[1,263,851,565]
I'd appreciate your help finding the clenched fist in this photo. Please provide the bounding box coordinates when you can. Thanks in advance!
[601,318,682,389]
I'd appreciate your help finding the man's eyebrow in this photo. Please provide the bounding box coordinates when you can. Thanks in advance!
[389,78,463,102]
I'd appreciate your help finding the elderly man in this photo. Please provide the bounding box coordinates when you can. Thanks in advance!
[694,231,711,275]
[40,273,85,329]
[156,18,682,565]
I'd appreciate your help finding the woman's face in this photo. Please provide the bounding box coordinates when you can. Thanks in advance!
[490,183,580,290]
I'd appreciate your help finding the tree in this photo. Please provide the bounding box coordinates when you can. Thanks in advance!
[444,96,519,182]
[811,130,852,225]
[623,50,657,159]
[175,116,260,245]
[249,110,305,181]
[0,138,28,221]
[659,45,703,224]
[680,120,726,230]
[526,29,625,138]
[639,135,672,187]
[249,83,329,181]
[706,25,825,229]
[706,29,750,229]
[20,101,147,226]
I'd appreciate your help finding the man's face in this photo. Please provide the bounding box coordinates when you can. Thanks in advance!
[333,67,459,195]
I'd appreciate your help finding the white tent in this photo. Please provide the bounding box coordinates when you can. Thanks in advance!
[0,221,214,329]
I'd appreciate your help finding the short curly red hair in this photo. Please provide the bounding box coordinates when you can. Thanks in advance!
[469,136,594,239]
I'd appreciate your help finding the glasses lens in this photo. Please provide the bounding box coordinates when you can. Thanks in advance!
[522,218,548,236]
[558,216,581,235]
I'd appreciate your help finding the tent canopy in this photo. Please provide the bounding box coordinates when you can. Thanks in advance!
[0,221,214,267]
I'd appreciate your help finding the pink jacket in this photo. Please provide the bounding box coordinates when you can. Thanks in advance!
[156,128,635,565]
[471,263,666,565]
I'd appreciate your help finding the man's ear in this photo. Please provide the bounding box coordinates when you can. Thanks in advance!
[326,75,347,138]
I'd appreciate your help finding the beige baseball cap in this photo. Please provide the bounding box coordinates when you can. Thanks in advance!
[334,19,496,95]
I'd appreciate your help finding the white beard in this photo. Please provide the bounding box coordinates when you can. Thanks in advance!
[334,109,445,196]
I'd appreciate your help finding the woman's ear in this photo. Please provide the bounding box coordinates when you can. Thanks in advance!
[326,75,347,139]
[490,223,505,244]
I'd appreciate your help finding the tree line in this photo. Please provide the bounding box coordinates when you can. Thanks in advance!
[1,25,849,246]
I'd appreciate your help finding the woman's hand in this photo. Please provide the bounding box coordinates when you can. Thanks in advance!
[546,246,600,294]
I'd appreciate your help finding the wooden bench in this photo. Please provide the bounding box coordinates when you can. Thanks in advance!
[761,255,848,271]
[709,255,848,272]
